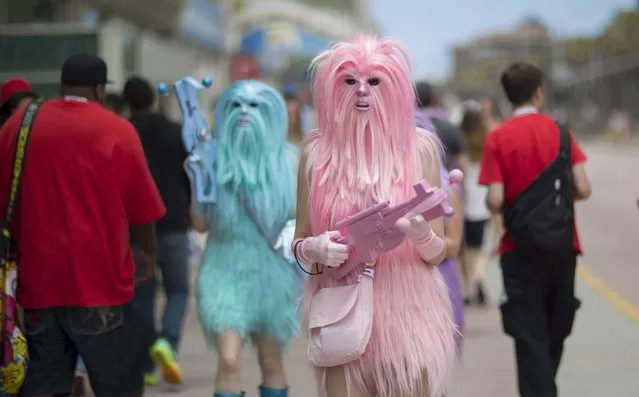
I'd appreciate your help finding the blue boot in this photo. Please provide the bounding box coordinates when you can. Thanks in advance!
[213,393,244,397]
[259,385,288,397]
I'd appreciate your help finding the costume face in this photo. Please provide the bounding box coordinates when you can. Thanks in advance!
[344,75,379,112]
[312,36,415,137]
[232,96,259,127]
[217,81,288,150]
[212,80,295,237]
[214,80,288,188]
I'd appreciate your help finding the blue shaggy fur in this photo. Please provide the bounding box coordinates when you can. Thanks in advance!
[195,80,300,348]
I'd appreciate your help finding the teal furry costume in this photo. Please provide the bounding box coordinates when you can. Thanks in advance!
[194,80,300,348]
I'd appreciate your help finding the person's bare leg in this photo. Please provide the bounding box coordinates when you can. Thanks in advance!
[473,250,488,286]
[214,330,243,393]
[460,249,477,300]
[325,365,366,397]
[255,333,287,389]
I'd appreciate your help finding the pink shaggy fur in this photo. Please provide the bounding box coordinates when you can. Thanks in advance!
[302,35,457,397]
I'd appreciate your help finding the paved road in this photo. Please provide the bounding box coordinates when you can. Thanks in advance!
[576,142,639,308]
[110,141,639,396]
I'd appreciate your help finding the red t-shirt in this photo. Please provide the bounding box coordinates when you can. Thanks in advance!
[478,113,587,254]
[0,98,166,309]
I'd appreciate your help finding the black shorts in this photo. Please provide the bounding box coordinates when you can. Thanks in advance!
[464,219,487,249]
[20,303,143,397]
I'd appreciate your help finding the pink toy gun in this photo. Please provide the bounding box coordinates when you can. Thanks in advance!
[325,169,463,280]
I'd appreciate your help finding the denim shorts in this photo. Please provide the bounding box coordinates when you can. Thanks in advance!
[20,303,143,397]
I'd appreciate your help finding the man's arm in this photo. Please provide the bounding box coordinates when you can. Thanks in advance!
[113,120,167,280]
[569,132,591,200]
[478,133,504,213]
[131,223,157,259]
[572,164,591,200]
[486,184,505,213]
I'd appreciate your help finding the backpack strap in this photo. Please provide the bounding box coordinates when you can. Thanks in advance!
[557,122,571,160]
[3,100,42,228]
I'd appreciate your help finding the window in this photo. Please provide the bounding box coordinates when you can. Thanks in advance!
[122,33,139,74]
[31,83,60,99]
[0,33,98,72]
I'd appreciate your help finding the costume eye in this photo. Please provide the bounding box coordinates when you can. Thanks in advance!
[367,78,380,86]
[232,101,241,108]
[344,77,357,85]
[249,101,259,108]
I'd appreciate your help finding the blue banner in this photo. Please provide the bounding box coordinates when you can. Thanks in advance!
[180,0,224,50]
[240,23,332,59]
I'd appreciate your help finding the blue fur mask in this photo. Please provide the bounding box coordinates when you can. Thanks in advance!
[213,80,296,237]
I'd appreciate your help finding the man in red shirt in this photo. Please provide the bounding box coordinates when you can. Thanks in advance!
[479,63,591,397]
[0,54,166,397]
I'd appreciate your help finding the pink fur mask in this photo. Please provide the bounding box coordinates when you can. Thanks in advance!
[307,35,422,230]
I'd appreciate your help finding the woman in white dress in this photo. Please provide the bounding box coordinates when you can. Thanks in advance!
[460,107,491,306]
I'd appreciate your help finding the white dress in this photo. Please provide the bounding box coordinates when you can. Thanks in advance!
[463,161,490,222]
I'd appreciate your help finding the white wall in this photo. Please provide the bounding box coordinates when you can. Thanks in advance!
[137,34,227,120]
[98,18,227,121]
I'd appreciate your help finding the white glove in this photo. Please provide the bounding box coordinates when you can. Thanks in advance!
[298,231,349,268]
[396,215,433,240]
[396,215,444,262]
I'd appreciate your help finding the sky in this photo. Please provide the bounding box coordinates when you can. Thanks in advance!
[368,0,636,80]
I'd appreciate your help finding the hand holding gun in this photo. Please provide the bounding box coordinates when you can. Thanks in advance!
[325,169,463,280]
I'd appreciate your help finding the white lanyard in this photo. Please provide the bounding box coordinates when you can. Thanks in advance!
[63,95,88,103]
[512,106,538,117]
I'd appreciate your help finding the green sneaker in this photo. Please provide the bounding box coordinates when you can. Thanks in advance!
[149,338,184,385]
[144,372,160,386]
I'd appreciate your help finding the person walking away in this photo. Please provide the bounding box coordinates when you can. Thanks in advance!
[459,106,491,306]
[283,91,305,149]
[72,90,127,397]
[415,81,468,173]
[0,53,165,397]
[478,62,592,397]
[479,95,505,256]
[296,85,316,135]
[0,78,38,127]
[122,76,191,387]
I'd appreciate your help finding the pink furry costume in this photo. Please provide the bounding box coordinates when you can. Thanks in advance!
[301,35,457,397]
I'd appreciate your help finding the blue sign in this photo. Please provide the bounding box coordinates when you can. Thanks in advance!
[180,0,224,50]
[240,23,332,61]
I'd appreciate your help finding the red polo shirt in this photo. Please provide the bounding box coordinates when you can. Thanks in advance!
[478,112,587,254]
[0,98,166,309]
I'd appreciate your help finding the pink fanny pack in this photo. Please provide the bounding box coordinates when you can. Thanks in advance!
[307,267,375,367]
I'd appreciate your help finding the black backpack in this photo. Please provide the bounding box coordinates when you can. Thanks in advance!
[503,123,574,253]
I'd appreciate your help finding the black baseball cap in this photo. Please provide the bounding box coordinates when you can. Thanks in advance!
[60,54,113,87]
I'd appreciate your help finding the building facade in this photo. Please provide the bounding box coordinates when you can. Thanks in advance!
[226,0,375,87]
[450,19,553,100]
[0,0,228,118]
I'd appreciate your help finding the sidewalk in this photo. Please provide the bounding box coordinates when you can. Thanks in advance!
[142,259,639,397]
[449,260,639,397]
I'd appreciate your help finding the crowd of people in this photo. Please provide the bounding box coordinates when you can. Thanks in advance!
[0,33,590,397]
